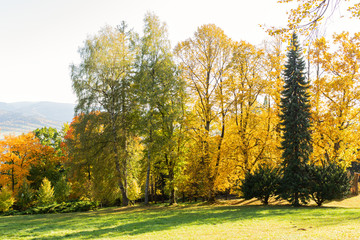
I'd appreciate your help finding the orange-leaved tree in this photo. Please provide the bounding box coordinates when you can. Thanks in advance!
[0,133,42,193]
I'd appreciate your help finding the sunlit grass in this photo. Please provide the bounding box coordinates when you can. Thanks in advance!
[1,197,360,239]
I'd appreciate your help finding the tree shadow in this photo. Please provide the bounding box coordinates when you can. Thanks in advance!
[25,204,355,239]
[2,203,360,239]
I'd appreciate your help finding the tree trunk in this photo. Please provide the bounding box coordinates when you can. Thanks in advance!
[11,167,15,193]
[208,189,216,203]
[293,192,300,207]
[153,175,156,204]
[144,148,151,205]
[115,160,128,206]
[169,168,176,205]
[111,113,128,206]
[207,105,226,203]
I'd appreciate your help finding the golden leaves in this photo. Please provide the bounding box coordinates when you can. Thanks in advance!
[269,0,360,41]
[310,32,360,166]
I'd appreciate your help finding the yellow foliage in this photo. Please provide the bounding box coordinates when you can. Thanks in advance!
[176,27,284,197]
[310,32,360,166]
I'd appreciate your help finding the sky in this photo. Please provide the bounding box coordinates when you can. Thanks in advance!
[0,0,356,104]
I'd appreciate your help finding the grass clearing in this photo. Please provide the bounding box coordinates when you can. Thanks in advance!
[1,197,360,239]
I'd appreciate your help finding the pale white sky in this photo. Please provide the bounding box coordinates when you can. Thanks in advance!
[0,0,356,104]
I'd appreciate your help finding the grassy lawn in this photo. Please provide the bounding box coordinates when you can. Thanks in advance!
[1,197,360,239]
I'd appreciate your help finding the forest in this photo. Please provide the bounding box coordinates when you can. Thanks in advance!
[0,0,360,212]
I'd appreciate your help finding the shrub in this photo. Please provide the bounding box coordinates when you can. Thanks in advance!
[241,164,281,205]
[2,200,99,216]
[16,180,34,211]
[37,178,55,206]
[308,162,351,206]
[54,176,71,203]
[0,187,15,212]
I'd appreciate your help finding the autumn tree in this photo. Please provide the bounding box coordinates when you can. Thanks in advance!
[227,41,277,178]
[0,133,42,193]
[175,24,233,202]
[268,0,360,38]
[263,37,286,163]
[310,32,360,166]
[65,113,121,204]
[279,33,312,206]
[71,23,138,206]
[135,12,185,205]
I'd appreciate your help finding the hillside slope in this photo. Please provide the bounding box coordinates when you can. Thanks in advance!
[0,102,75,138]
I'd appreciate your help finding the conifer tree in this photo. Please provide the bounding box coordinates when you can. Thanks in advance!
[54,176,71,203]
[279,33,312,206]
[37,178,55,206]
[17,180,34,210]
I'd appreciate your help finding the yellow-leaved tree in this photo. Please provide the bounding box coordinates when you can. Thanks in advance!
[310,32,360,166]
[267,0,360,38]
[175,24,233,201]
[224,40,283,191]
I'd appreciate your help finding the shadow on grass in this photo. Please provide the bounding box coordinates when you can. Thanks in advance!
[8,204,355,239]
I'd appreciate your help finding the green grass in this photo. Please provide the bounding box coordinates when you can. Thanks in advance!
[1,199,360,239]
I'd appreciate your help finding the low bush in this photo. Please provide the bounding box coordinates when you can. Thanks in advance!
[240,164,281,205]
[1,200,98,216]
[0,187,15,212]
[308,162,351,206]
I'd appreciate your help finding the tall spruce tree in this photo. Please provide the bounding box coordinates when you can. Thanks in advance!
[279,33,312,206]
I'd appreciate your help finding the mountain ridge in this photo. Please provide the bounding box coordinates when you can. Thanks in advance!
[0,101,75,138]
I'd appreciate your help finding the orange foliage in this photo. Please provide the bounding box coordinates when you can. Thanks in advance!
[0,133,62,194]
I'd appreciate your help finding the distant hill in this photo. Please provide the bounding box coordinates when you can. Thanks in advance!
[0,102,75,138]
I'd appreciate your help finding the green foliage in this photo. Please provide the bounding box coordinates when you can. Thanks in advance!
[127,178,141,203]
[54,176,71,203]
[28,163,63,191]
[279,33,312,206]
[34,127,63,151]
[136,12,185,205]
[37,178,55,206]
[308,163,351,206]
[70,22,139,206]
[2,201,98,216]
[16,180,34,211]
[25,201,98,215]
[240,165,281,205]
[91,162,120,206]
[70,115,125,204]
[29,127,65,190]
[0,187,14,212]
